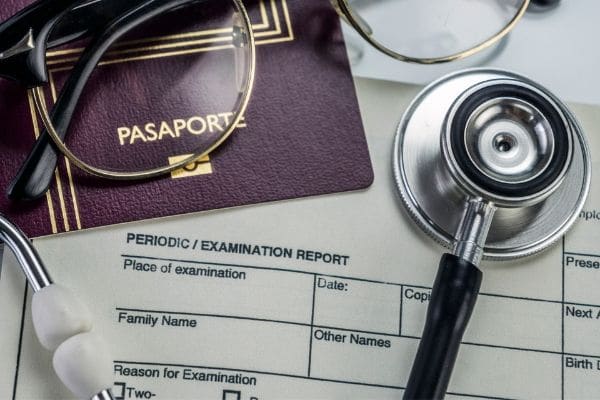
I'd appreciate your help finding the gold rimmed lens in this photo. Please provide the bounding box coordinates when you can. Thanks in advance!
[33,0,255,180]
[336,0,530,64]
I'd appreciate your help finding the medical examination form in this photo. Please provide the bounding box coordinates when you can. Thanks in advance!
[2,78,600,399]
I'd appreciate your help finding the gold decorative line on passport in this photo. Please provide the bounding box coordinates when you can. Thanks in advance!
[27,91,58,234]
[255,0,281,38]
[97,44,236,67]
[64,158,82,230]
[49,71,81,232]
[105,36,233,56]
[46,27,233,60]
[48,71,82,230]
[49,73,72,232]
[49,44,236,73]
[255,0,293,45]
[47,36,234,66]
[53,169,70,232]
[254,0,270,30]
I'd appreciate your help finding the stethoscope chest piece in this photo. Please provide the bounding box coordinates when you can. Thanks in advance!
[394,69,591,260]
[396,69,591,399]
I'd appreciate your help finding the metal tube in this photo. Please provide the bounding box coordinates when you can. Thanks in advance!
[90,389,115,400]
[452,199,497,266]
[0,214,52,292]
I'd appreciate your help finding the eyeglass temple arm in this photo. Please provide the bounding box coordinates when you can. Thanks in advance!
[8,0,197,201]
[0,0,152,86]
[49,0,153,49]
[0,0,78,87]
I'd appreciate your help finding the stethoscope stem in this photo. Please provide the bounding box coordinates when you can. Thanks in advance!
[452,199,496,267]
[403,199,494,399]
[403,253,483,399]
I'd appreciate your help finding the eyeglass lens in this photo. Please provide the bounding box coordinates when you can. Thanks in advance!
[39,0,253,175]
[344,0,527,60]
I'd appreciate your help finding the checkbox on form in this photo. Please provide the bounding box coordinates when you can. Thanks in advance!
[222,389,241,400]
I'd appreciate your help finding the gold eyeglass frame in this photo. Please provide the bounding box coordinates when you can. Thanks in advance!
[331,0,531,64]
[30,0,256,180]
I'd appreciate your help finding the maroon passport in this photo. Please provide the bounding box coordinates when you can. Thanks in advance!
[0,0,373,238]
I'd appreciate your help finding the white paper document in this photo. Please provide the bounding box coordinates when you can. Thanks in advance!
[2,78,600,399]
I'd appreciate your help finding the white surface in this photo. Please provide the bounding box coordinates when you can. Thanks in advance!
[346,1,600,105]
[32,284,93,350]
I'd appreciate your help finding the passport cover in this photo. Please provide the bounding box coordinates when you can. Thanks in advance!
[0,0,374,238]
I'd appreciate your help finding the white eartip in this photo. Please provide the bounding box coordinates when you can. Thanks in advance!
[53,332,114,399]
[32,284,93,350]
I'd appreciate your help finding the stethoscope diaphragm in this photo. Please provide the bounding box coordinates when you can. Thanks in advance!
[393,69,591,260]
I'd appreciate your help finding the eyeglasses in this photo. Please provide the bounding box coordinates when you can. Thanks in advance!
[0,0,256,201]
[332,0,534,64]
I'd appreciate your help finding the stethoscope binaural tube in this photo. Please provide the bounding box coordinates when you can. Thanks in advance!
[0,215,114,400]
[393,69,591,399]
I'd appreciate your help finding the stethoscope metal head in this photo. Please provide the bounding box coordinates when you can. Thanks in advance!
[393,69,591,260]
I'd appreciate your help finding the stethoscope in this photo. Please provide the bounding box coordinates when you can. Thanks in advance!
[393,69,591,399]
